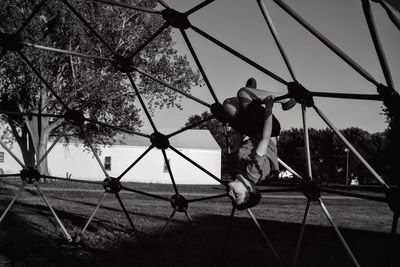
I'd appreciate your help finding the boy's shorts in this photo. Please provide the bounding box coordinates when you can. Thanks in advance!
[230,100,281,137]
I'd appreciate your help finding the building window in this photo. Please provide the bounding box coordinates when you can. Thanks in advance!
[0,152,4,163]
[104,156,111,171]
[163,159,170,173]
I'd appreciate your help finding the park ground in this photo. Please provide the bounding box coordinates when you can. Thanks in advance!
[0,177,398,267]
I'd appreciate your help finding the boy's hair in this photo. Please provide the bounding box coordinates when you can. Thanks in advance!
[233,173,261,210]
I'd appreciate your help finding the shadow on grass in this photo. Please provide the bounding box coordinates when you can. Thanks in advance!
[0,182,399,267]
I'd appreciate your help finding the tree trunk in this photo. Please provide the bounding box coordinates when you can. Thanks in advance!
[26,114,48,181]
[36,133,50,178]
[8,120,36,168]
[25,90,62,182]
[19,126,36,168]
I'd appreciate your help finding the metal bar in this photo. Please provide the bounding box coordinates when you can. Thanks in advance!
[0,140,25,168]
[0,180,27,223]
[0,111,65,118]
[41,174,104,185]
[310,91,382,101]
[34,181,73,242]
[301,105,313,179]
[61,0,117,55]
[190,24,288,85]
[319,184,384,191]
[0,174,20,178]
[293,200,311,267]
[117,145,154,180]
[158,208,176,239]
[362,0,394,88]
[221,206,235,260]
[129,23,169,58]
[127,73,158,132]
[313,105,389,188]
[318,199,360,267]
[167,115,214,138]
[84,118,150,138]
[274,93,291,102]
[180,29,219,104]
[273,0,378,86]
[257,0,297,81]
[93,0,161,14]
[380,0,400,31]
[389,212,399,267]
[80,72,116,110]
[121,185,170,201]
[81,127,110,178]
[80,191,108,236]
[169,145,225,185]
[258,181,301,187]
[187,193,228,203]
[16,0,48,35]
[157,0,169,9]
[16,51,69,109]
[247,208,283,265]
[161,148,179,195]
[20,42,115,63]
[259,187,300,193]
[36,124,69,168]
[277,157,303,181]
[134,67,211,107]
[114,193,141,240]
[185,0,215,16]
[320,188,387,202]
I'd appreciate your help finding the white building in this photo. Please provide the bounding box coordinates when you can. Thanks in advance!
[0,129,221,185]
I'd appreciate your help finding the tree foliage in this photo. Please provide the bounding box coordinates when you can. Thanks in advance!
[186,112,391,184]
[279,127,391,184]
[0,0,201,177]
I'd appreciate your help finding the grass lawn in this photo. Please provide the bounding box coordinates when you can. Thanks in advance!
[0,177,398,267]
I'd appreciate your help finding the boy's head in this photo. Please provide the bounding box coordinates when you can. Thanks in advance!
[227,172,261,210]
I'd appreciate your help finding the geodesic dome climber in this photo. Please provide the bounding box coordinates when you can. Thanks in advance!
[0,0,400,266]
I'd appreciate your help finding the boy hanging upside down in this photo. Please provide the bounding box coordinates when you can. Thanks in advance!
[223,78,295,210]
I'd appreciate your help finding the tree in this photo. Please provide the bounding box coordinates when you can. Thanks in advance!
[372,130,392,182]
[0,0,201,179]
[380,89,400,185]
[185,114,390,184]
[276,128,310,177]
[278,127,390,185]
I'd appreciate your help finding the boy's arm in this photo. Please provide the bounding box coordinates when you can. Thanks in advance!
[255,96,274,156]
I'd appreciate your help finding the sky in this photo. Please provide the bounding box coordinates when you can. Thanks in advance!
[142,0,400,133]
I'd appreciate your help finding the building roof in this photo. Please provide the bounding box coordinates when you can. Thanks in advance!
[114,129,221,150]
[57,129,221,151]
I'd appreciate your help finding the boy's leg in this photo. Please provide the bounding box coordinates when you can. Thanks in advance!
[242,76,295,110]
[238,87,295,111]
[237,87,277,110]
